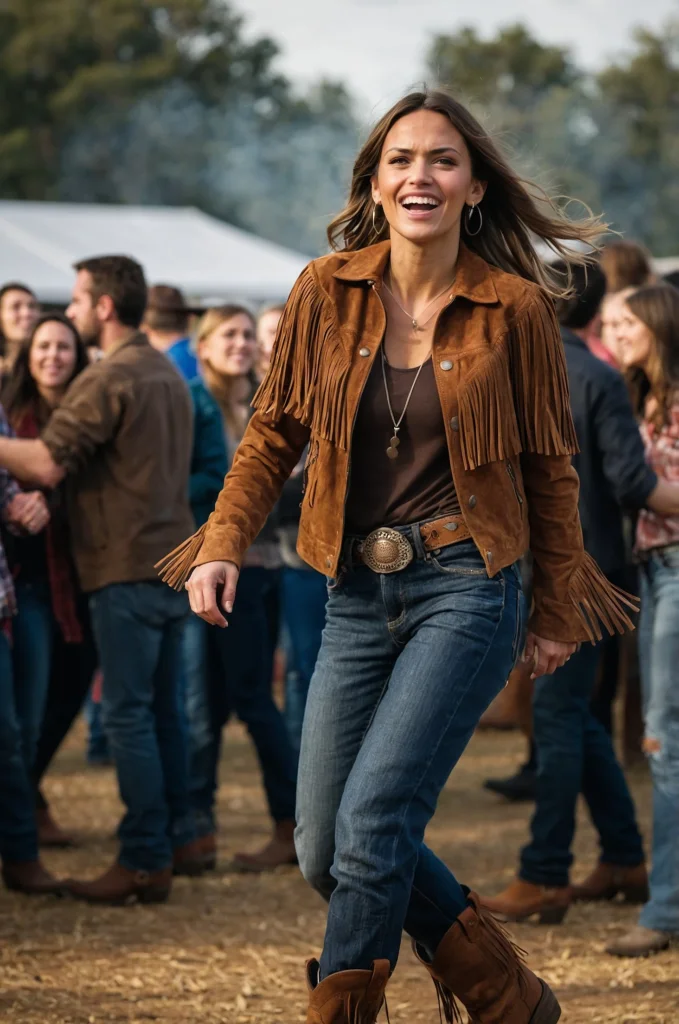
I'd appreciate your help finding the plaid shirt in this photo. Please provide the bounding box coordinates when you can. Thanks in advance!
[637,400,679,552]
[0,405,20,621]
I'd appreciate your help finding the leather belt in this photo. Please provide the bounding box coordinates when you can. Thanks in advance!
[352,513,471,574]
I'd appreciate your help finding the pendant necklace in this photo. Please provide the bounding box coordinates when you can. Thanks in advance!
[382,273,455,331]
[381,346,431,459]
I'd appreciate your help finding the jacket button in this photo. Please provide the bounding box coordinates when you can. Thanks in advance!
[359,347,370,357]
[450,416,459,431]
[487,550,494,564]
[468,495,477,509]
[326,557,332,568]
[440,359,453,371]
[366,279,374,286]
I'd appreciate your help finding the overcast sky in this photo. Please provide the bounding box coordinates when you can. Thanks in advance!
[240,0,679,113]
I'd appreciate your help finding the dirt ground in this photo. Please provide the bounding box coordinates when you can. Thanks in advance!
[1,722,677,1024]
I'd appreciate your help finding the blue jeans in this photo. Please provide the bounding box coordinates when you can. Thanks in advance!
[184,567,297,837]
[0,632,39,863]
[281,566,328,753]
[12,579,54,772]
[520,641,643,887]
[638,550,679,933]
[295,536,525,976]
[89,581,193,872]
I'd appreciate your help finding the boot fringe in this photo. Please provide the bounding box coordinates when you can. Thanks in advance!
[155,523,208,590]
[568,553,639,642]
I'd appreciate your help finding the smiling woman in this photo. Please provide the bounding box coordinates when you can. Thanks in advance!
[159,88,638,1024]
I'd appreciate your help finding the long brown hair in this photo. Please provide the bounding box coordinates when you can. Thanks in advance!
[1,314,88,429]
[196,305,257,438]
[624,285,679,429]
[327,89,605,297]
[600,240,653,293]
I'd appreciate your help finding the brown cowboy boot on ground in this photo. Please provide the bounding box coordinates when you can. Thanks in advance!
[172,837,216,877]
[483,879,571,925]
[36,806,77,848]
[413,891,561,1023]
[572,862,649,904]
[606,925,673,958]
[2,859,66,896]
[305,958,389,1023]
[232,819,297,873]
[65,862,172,905]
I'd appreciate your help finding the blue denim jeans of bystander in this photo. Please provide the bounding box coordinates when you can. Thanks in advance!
[281,566,328,754]
[295,536,525,977]
[89,581,193,872]
[0,631,39,863]
[12,579,54,772]
[183,566,297,838]
[638,549,679,934]
[520,641,644,888]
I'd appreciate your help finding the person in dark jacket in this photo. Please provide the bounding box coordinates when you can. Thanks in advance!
[485,260,679,925]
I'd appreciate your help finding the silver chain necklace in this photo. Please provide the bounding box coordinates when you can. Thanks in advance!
[382,273,455,331]
[381,345,431,459]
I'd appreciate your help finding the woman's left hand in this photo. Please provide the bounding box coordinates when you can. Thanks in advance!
[523,632,578,679]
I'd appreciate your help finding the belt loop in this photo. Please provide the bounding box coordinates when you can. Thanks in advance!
[410,522,427,560]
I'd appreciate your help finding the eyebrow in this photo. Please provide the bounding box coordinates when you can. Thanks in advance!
[386,146,462,157]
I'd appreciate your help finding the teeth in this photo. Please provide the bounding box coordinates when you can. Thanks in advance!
[402,196,438,206]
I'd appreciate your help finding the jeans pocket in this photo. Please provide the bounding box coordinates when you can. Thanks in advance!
[429,543,488,577]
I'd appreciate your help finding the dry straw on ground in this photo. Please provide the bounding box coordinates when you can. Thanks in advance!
[0,723,676,1023]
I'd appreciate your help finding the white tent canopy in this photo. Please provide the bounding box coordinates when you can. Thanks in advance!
[0,201,310,305]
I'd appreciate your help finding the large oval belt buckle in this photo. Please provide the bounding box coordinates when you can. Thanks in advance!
[361,527,414,574]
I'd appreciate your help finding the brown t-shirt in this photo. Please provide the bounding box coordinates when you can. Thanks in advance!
[42,333,194,592]
[344,352,459,535]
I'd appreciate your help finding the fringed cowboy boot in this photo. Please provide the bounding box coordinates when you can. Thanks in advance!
[413,892,560,1024]
[305,958,390,1024]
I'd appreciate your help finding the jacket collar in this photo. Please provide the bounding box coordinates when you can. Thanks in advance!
[332,240,498,305]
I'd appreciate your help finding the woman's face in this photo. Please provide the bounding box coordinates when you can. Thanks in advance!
[616,303,655,371]
[371,109,485,247]
[29,321,78,392]
[199,313,257,378]
[1,288,40,345]
[599,289,633,362]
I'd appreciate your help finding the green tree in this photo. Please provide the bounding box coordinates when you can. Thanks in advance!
[0,0,287,198]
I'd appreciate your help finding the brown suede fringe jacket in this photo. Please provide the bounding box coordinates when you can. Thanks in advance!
[158,241,637,644]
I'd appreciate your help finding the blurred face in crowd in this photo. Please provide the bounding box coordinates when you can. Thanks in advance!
[0,288,40,345]
[371,109,485,247]
[256,309,282,375]
[600,289,634,363]
[616,301,655,372]
[199,313,257,379]
[29,320,79,397]
[67,270,104,346]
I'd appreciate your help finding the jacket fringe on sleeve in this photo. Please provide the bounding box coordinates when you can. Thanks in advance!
[568,553,639,643]
[155,522,208,591]
[252,264,353,450]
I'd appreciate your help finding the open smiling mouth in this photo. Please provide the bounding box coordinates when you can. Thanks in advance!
[399,196,441,213]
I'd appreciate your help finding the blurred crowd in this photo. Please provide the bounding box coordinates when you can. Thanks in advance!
[0,239,677,956]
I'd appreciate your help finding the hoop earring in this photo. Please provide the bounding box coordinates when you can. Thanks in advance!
[372,202,383,236]
[465,203,483,237]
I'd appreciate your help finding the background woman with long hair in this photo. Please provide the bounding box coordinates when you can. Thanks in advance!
[1,313,96,848]
[610,284,679,958]
[161,90,635,1023]
[183,305,298,873]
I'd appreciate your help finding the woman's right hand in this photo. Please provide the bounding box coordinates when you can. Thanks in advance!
[186,560,240,627]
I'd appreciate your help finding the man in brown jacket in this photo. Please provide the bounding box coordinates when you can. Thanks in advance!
[0,256,201,903]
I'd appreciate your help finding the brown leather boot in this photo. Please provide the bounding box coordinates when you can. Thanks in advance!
[305,958,389,1023]
[572,862,649,904]
[172,838,211,877]
[65,862,172,905]
[482,879,571,924]
[2,859,66,896]
[232,819,298,872]
[413,892,561,1023]
[36,806,76,848]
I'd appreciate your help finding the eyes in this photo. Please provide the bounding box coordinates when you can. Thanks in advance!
[387,155,458,167]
